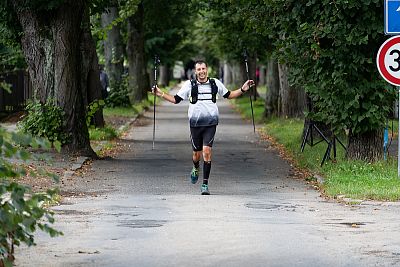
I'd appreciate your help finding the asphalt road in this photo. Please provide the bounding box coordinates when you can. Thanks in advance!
[15,88,400,267]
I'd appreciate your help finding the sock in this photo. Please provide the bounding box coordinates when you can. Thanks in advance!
[193,160,200,169]
[203,161,211,185]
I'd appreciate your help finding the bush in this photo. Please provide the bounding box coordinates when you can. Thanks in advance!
[0,127,61,266]
[86,99,105,127]
[18,100,69,145]
[105,74,131,108]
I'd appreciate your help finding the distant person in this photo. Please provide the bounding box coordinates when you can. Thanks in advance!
[99,65,109,99]
[152,60,254,195]
[256,67,260,85]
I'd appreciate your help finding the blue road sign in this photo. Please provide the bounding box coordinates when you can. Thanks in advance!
[386,0,400,35]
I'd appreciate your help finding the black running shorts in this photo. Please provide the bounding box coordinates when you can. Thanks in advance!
[190,125,217,151]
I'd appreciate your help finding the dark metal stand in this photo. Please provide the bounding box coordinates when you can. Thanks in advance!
[300,120,346,166]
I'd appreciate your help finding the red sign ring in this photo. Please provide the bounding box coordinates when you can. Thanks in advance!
[377,35,400,86]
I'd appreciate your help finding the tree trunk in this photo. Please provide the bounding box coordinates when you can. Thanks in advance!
[278,63,306,118]
[347,130,383,161]
[126,2,147,103]
[259,65,266,86]
[247,51,258,100]
[12,6,55,102]
[223,61,232,86]
[239,53,259,99]
[264,59,279,117]
[159,65,169,87]
[81,7,105,128]
[232,63,243,88]
[218,61,224,83]
[101,6,124,91]
[12,0,96,157]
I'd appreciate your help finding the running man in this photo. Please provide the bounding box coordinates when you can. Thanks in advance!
[152,60,254,195]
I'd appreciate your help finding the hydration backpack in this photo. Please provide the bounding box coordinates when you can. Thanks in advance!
[189,79,218,104]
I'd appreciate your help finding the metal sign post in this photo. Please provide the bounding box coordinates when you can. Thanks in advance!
[397,88,400,177]
[377,35,400,177]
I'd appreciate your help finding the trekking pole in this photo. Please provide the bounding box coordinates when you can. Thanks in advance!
[243,49,256,133]
[153,55,160,150]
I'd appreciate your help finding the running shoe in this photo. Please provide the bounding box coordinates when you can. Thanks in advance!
[190,167,199,184]
[201,184,210,195]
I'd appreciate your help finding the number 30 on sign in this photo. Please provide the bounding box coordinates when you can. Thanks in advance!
[377,35,400,86]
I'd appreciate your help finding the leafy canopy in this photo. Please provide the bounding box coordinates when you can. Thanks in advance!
[244,0,396,134]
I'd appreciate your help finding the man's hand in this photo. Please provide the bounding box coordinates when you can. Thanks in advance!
[241,80,255,92]
[151,85,164,97]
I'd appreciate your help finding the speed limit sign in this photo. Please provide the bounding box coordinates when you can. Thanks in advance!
[377,35,400,178]
[377,35,400,86]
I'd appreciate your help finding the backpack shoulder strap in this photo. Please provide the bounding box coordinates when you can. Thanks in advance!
[209,78,218,103]
[190,79,198,104]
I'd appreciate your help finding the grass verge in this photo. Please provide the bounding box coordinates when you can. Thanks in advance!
[232,96,400,201]
[89,125,118,141]
[103,99,151,118]
[230,95,265,124]
[89,94,156,157]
